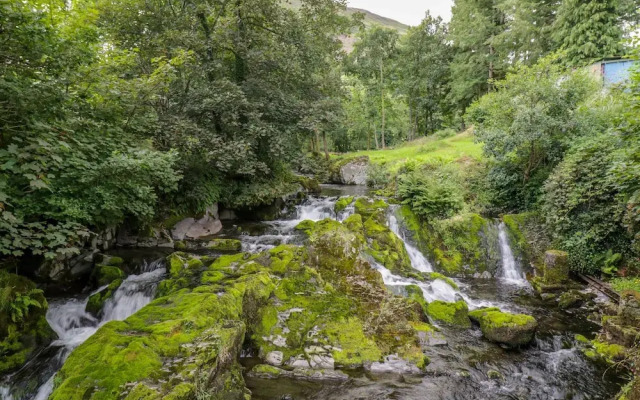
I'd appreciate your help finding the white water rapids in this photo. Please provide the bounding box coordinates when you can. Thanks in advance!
[1,260,165,400]
[498,222,528,285]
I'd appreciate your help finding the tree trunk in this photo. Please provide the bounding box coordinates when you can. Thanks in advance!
[374,128,379,149]
[315,129,321,154]
[488,44,495,93]
[322,131,329,160]
[408,104,413,141]
[380,62,386,149]
[367,122,371,150]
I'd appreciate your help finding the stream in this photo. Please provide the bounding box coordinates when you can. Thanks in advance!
[0,185,623,399]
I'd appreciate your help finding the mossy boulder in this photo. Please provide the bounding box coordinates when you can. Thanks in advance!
[96,254,124,267]
[92,265,125,287]
[206,238,243,252]
[558,290,595,309]
[542,250,569,284]
[468,307,537,347]
[363,218,413,276]
[354,197,388,223]
[85,279,123,316]
[50,270,275,400]
[335,196,354,213]
[426,300,470,328]
[0,271,56,375]
[576,335,626,365]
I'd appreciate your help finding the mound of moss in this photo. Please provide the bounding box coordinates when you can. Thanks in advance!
[207,238,243,252]
[426,300,470,328]
[469,307,537,347]
[0,271,56,374]
[92,265,125,287]
[335,196,354,213]
[354,197,388,223]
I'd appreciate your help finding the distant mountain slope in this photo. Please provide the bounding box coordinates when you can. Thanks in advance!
[344,7,409,34]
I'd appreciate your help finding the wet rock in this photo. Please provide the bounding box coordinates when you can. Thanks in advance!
[558,290,596,309]
[265,351,284,366]
[487,369,503,380]
[247,364,349,383]
[309,354,335,369]
[85,279,122,316]
[418,330,447,347]
[602,316,640,347]
[469,307,537,347]
[540,293,557,302]
[473,271,492,279]
[618,291,640,325]
[366,354,422,376]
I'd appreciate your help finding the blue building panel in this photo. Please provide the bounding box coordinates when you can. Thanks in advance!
[603,60,636,85]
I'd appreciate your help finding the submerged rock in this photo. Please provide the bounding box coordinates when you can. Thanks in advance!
[468,307,537,347]
[248,364,349,383]
[366,354,423,376]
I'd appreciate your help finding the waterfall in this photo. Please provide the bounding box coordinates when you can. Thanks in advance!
[1,260,165,400]
[498,222,527,284]
[388,211,433,273]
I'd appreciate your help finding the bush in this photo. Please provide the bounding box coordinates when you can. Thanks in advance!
[398,167,464,219]
[366,163,391,189]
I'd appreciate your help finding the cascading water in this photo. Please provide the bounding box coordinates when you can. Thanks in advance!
[240,195,355,253]
[388,211,433,273]
[0,259,165,400]
[498,222,527,285]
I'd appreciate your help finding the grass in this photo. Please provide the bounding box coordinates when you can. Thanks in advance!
[610,277,640,294]
[339,131,483,174]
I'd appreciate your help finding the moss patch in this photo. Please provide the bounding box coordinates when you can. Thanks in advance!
[335,196,354,213]
[426,300,470,328]
[468,307,537,347]
[206,238,242,252]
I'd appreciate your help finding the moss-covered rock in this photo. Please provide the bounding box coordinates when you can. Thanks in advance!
[363,218,413,276]
[206,238,243,252]
[92,265,125,287]
[354,197,388,223]
[85,279,123,316]
[426,300,470,328]
[468,307,537,347]
[335,196,354,213]
[558,290,595,309]
[50,270,274,400]
[542,250,569,284]
[0,271,56,375]
[397,206,499,277]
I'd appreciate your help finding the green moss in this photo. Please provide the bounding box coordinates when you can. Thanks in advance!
[207,238,242,252]
[86,279,123,316]
[251,364,284,376]
[363,218,413,276]
[324,318,382,367]
[426,300,470,327]
[428,272,458,290]
[174,240,187,250]
[354,197,388,222]
[405,285,428,317]
[343,213,363,232]
[592,339,625,363]
[186,258,203,270]
[468,308,537,347]
[294,219,316,235]
[93,265,125,286]
[335,196,354,213]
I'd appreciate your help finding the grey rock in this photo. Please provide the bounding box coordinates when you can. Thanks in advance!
[366,354,422,376]
[340,157,369,185]
[265,351,284,366]
[418,330,448,347]
[309,354,334,370]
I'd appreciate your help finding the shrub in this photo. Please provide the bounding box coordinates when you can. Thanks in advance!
[398,168,464,219]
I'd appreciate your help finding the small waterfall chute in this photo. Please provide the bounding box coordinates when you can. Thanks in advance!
[387,212,433,273]
[498,222,527,285]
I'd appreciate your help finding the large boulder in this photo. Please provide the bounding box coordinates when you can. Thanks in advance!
[469,307,537,347]
[542,250,569,284]
[330,156,369,185]
[171,204,222,241]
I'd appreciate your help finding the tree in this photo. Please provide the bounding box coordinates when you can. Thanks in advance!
[397,12,452,136]
[448,0,507,115]
[496,0,558,65]
[467,57,603,211]
[553,0,624,67]
[347,26,399,149]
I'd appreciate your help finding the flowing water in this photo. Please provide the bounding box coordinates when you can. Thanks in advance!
[498,222,528,285]
[0,259,166,400]
[2,186,623,399]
